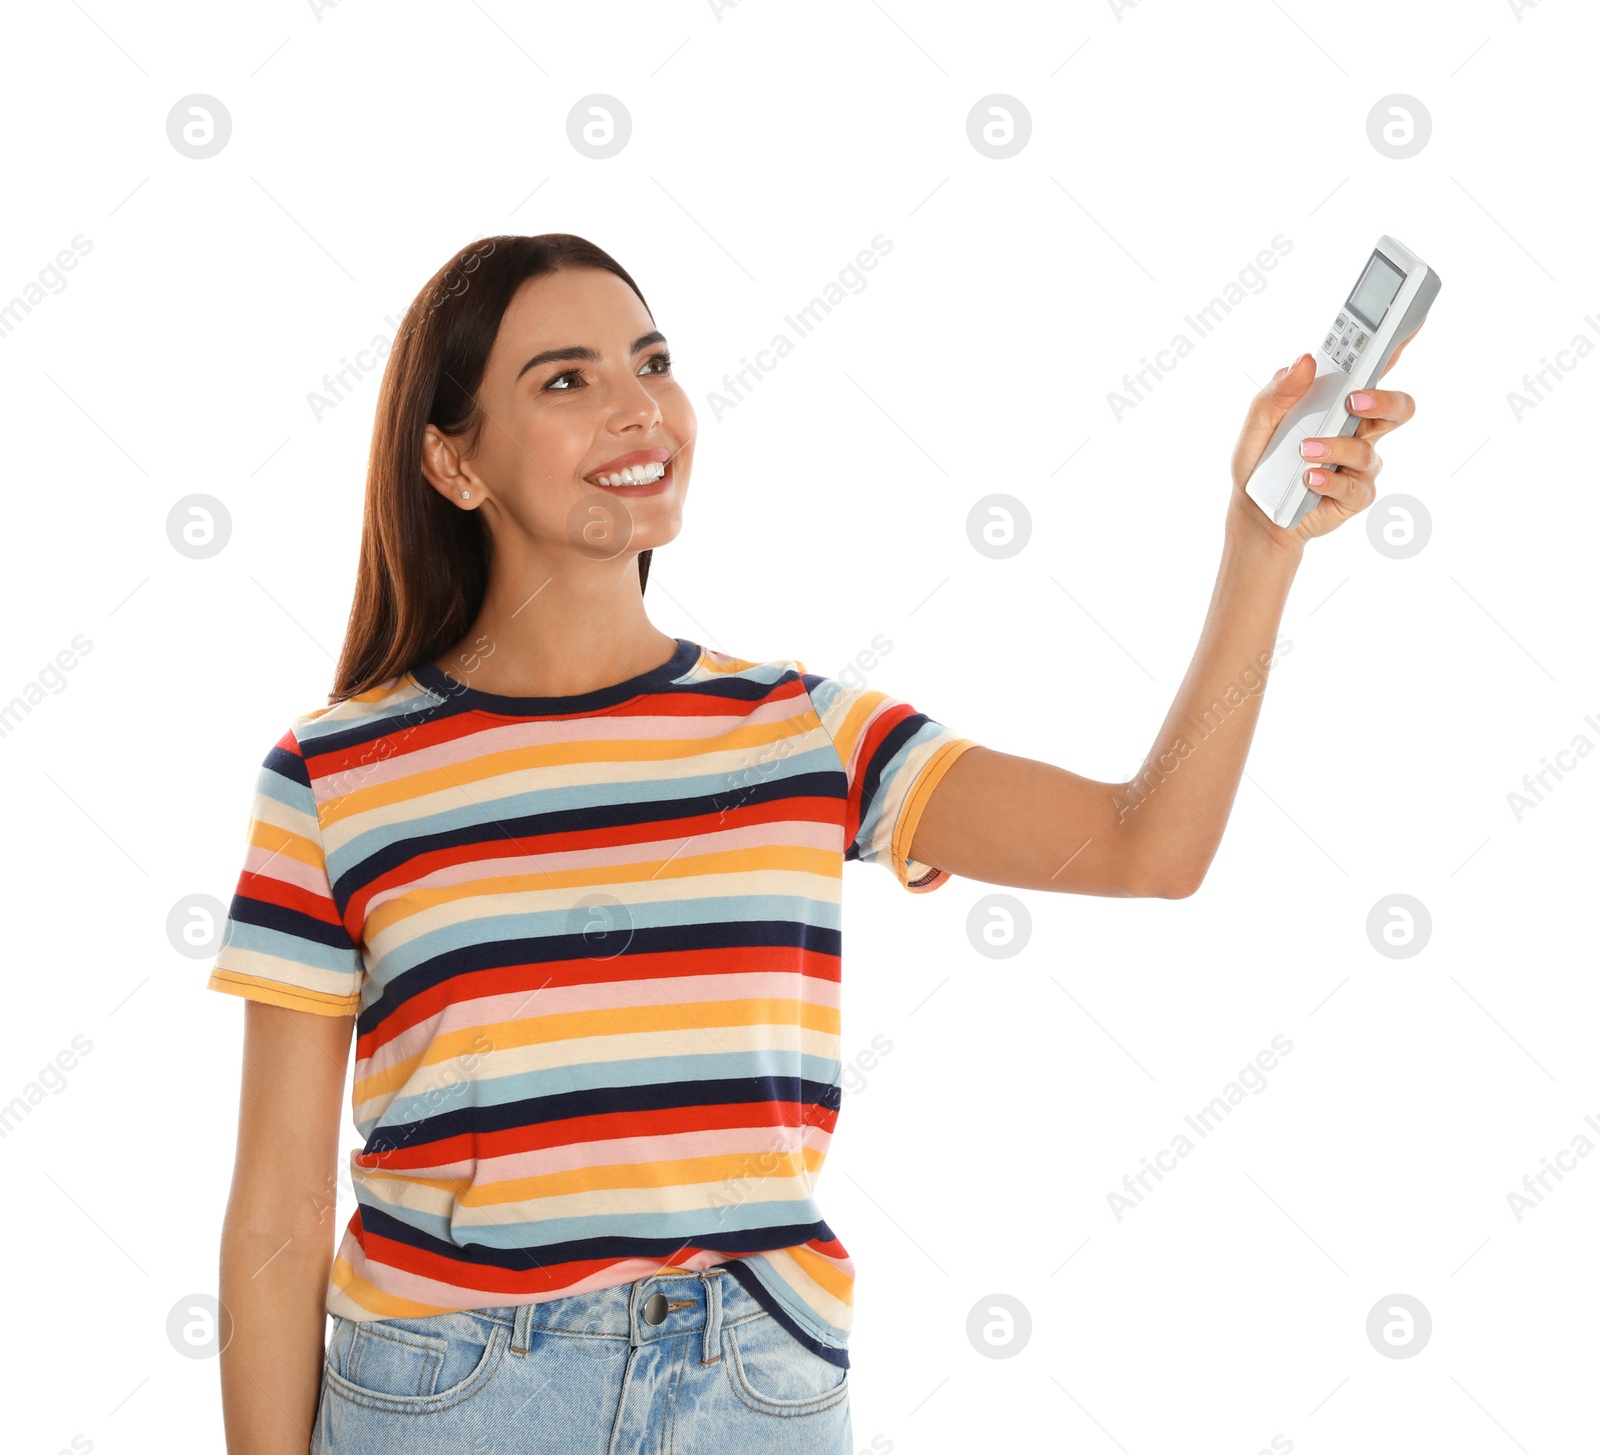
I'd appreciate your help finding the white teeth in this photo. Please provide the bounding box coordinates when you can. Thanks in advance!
[594,460,667,488]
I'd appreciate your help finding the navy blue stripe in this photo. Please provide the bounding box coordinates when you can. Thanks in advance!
[364,1073,841,1155]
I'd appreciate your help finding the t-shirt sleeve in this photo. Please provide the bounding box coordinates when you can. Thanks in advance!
[205,724,366,1017]
[800,671,978,893]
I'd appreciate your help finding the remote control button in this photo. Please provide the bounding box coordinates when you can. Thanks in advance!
[1355,331,1368,348]
[1324,333,1337,352]
[1340,355,1355,373]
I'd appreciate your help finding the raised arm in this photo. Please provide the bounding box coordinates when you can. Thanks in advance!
[910,348,1418,899]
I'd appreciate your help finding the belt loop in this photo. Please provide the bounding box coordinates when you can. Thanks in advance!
[702,1269,723,1364]
[512,1302,533,1356]
[629,1275,645,1348]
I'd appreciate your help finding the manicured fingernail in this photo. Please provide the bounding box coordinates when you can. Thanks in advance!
[1306,469,1327,486]
[1349,392,1374,411]
[1300,439,1327,457]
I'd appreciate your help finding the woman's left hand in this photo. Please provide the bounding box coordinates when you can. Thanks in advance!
[1228,330,1420,550]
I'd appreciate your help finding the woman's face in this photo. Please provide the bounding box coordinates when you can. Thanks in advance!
[427,265,694,566]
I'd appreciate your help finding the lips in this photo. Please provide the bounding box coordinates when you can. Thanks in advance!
[584,446,673,483]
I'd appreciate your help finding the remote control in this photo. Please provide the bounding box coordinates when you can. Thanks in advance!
[1246,235,1441,529]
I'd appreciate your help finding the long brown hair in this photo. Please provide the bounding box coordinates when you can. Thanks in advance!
[330,234,655,705]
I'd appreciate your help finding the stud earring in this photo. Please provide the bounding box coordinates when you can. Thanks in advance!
[460,490,470,500]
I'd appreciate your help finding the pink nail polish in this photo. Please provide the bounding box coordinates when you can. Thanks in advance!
[1300,440,1327,457]
[1349,392,1374,411]
[1306,469,1327,486]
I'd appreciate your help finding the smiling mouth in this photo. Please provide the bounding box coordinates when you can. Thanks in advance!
[589,459,669,488]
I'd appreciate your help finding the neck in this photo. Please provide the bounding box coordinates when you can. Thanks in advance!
[434,548,674,698]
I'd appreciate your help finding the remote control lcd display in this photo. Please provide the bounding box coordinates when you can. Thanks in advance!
[1346,252,1406,331]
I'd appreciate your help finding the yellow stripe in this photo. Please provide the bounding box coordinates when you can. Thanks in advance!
[247,820,323,873]
[363,841,838,942]
[321,717,814,829]
[892,737,979,888]
[784,1239,855,1307]
[355,994,841,1103]
[824,688,889,766]
[329,1259,457,1319]
[360,1144,827,1208]
[206,968,359,1017]
[695,652,755,676]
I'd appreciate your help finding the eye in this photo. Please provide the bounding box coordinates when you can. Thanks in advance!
[542,352,671,392]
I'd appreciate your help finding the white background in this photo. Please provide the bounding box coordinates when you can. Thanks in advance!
[1,2,1595,1452]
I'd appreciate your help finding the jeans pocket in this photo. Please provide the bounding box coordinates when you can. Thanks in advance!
[324,1311,509,1414]
[722,1312,850,1417]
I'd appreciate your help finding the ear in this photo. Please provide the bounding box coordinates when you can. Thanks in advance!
[420,424,480,505]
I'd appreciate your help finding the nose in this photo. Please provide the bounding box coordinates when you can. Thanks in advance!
[609,371,663,432]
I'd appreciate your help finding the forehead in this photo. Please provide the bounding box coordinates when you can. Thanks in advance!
[496,267,653,350]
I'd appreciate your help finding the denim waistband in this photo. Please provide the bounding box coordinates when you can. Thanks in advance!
[460,1266,754,1366]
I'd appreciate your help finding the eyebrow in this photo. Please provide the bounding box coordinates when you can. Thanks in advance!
[516,330,667,381]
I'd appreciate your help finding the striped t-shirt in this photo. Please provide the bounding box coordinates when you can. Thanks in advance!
[206,639,976,1368]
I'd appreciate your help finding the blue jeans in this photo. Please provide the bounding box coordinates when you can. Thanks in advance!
[310,1266,853,1454]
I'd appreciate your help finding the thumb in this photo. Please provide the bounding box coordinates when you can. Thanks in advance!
[1234,352,1316,477]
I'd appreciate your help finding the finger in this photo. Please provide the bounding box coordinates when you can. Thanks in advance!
[1252,351,1316,424]
[1345,387,1415,426]
[1234,353,1316,472]
[1298,433,1378,473]
[1301,463,1376,518]
[1347,386,1415,445]
[1377,325,1422,381]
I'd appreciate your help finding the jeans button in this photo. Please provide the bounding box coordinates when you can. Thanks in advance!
[642,1291,668,1325]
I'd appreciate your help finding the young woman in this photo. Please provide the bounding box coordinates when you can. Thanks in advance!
[210,234,1417,1454]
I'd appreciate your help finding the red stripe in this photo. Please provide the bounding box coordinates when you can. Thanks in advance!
[355,1096,840,1172]
[351,1218,726,1298]
[356,939,843,1058]
[236,866,344,930]
[344,793,843,932]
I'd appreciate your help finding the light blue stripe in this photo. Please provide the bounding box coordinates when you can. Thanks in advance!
[353,1185,829,1251]
[375,891,840,983]
[326,745,844,882]
[741,1253,848,1346]
[854,720,950,862]
[220,919,363,975]
[377,1047,841,1126]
